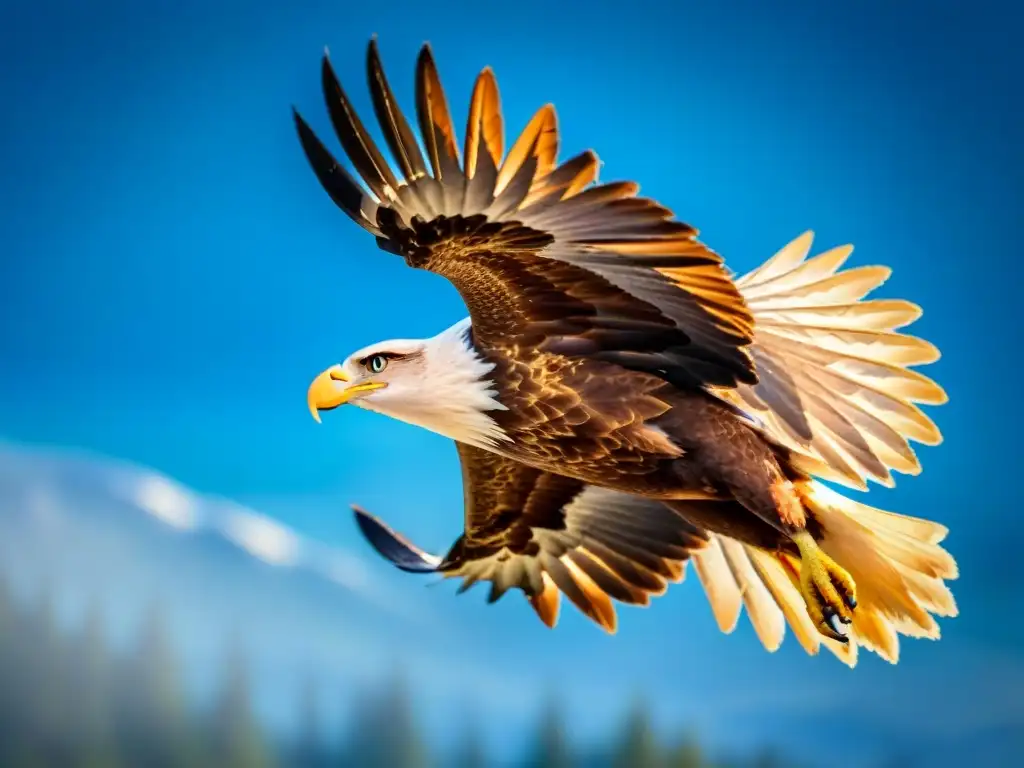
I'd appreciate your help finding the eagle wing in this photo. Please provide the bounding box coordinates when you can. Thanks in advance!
[354,444,857,662]
[293,39,756,390]
[354,443,706,633]
[713,232,947,490]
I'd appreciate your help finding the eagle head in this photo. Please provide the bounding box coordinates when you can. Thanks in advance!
[306,318,511,449]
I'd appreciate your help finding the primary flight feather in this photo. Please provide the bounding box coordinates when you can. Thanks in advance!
[293,39,955,666]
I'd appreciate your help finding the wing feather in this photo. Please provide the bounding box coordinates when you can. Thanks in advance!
[321,55,400,204]
[719,537,786,652]
[415,45,463,215]
[692,537,742,634]
[365,38,429,183]
[497,105,558,199]
[462,68,503,214]
[293,109,382,234]
[714,231,946,489]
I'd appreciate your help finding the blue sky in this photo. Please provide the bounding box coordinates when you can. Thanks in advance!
[2,0,1022,762]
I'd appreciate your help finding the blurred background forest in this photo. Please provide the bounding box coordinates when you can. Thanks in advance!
[0,574,793,768]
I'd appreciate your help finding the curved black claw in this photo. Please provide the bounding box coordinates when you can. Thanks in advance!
[352,505,443,573]
[826,612,850,643]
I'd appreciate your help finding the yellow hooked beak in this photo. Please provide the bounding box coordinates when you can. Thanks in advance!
[307,364,387,423]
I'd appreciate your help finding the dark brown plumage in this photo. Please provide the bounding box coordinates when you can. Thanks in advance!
[295,38,955,666]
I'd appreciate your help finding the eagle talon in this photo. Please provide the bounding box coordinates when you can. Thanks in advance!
[792,531,858,642]
[827,612,849,641]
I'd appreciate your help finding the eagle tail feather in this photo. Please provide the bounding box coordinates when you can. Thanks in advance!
[799,479,958,665]
[696,536,789,653]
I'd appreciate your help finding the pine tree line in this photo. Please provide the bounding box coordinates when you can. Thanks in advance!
[0,574,797,767]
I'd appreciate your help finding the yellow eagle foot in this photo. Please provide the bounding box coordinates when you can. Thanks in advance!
[792,531,858,643]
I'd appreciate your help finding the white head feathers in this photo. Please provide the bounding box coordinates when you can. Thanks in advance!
[330,318,511,450]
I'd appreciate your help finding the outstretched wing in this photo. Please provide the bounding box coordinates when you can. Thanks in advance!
[355,443,707,633]
[293,39,756,390]
[354,445,857,663]
[713,232,947,490]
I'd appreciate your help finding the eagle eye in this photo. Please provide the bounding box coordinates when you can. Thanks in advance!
[366,354,388,374]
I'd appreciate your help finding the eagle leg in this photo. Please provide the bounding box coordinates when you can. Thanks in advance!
[721,451,860,643]
[791,530,858,643]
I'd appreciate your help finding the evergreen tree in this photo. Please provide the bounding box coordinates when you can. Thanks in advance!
[120,600,201,768]
[336,689,360,768]
[344,672,429,768]
[20,582,69,763]
[453,711,488,768]
[0,571,19,766]
[293,674,325,768]
[70,601,120,768]
[524,695,572,768]
[0,577,65,766]
[667,732,704,768]
[612,698,661,768]
[210,634,274,768]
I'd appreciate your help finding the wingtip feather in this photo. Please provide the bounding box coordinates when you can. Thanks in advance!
[351,504,443,574]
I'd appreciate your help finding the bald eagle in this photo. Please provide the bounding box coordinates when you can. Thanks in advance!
[294,39,955,665]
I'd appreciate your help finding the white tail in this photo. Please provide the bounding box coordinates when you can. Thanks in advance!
[800,480,957,665]
[681,479,958,667]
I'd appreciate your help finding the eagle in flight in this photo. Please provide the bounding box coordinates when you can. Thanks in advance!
[293,39,955,666]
